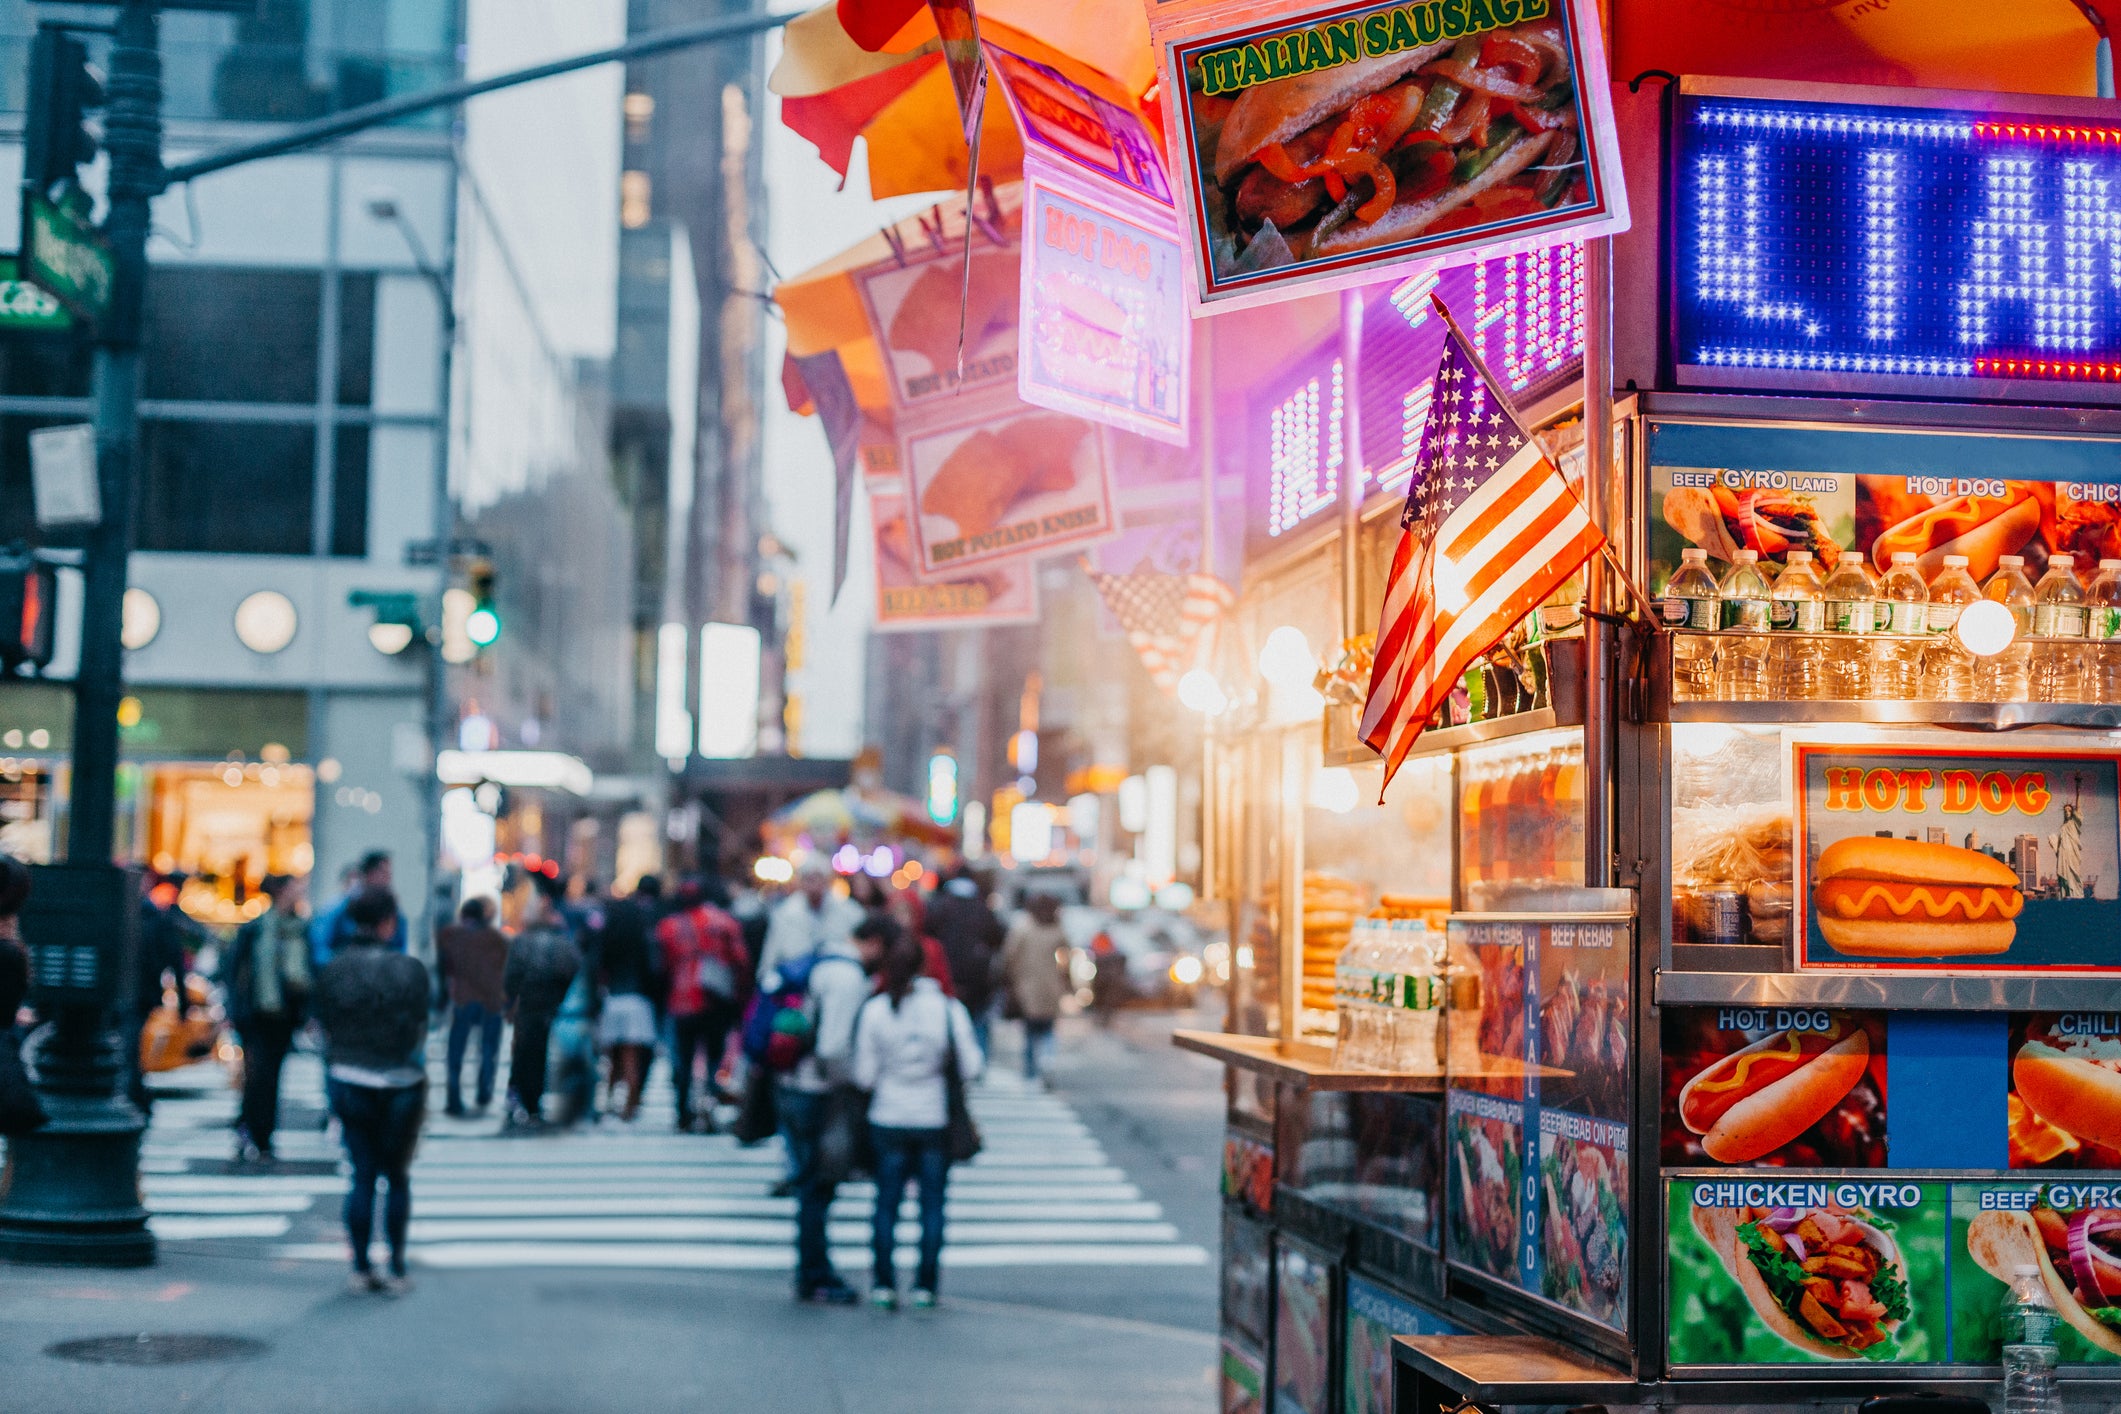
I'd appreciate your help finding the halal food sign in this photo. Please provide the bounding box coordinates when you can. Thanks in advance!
[1148,0,1627,310]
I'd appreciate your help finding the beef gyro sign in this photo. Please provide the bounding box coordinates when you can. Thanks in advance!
[1149,0,1628,310]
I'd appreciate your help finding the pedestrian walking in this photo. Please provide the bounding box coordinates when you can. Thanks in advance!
[219,873,312,1163]
[659,877,749,1132]
[778,911,883,1304]
[312,889,429,1294]
[594,880,664,1122]
[925,866,1004,1057]
[853,921,984,1310]
[0,854,46,1139]
[999,893,1070,1084]
[125,871,201,1116]
[756,858,864,982]
[502,872,581,1130]
[310,851,409,969]
[435,896,509,1117]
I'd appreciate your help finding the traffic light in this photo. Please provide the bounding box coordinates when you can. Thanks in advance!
[465,562,501,649]
[0,548,58,673]
[23,28,102,200]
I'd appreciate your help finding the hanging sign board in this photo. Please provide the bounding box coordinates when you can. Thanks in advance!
[1672,79,2121,406]
[1017,171,1191,444]
[901,391,1118,576]
[854,204,1021,411]
[990,48,1175,208]
[1148,0,1628,311]
[871,489,1040,631]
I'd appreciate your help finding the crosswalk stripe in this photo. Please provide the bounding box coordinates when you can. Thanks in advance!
[137,1038,1200,1273]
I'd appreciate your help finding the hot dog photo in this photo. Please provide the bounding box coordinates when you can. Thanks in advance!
[1668,1179,1947,1367]
[2009,1015,2121,1169]
[1795,747,2121,971]
[1157,0,1626,304]
[1661,1010,1887,1168]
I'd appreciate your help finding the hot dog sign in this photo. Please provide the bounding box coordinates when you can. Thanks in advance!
[1795,746,2121,972]
[1146,0,1628,310]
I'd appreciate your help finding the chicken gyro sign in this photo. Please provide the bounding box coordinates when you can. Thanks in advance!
[1149,0,1628,309]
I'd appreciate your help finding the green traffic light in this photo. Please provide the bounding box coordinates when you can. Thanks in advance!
[466,604,501,648]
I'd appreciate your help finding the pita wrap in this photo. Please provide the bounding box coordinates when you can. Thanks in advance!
[1692,1207,1904,1361]
[1967,1210,2121,1356]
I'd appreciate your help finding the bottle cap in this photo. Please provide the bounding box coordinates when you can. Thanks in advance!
[1786,550,1812,563]
[1891,552,1917,564]
[2103,559,2121,570]
[1944,555,1968,567]
[2054,551,2077,565]
[2000,555,2026,567]
[1680,548,1706,562]
[1735,549,1758,562]
[2015,1263,2040,1277]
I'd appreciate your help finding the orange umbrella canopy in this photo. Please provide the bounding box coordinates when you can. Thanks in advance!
[772,0,1156,200]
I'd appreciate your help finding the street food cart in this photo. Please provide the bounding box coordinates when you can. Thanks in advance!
[1183,75,2121,1414]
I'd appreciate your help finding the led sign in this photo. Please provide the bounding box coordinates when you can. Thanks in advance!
[1673,83,2121,404]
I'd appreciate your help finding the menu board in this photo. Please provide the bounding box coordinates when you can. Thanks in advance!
[1018,172,1190,444]
[1343,1277,1465,1414]
[1274,1238,1334,1414]
[1147,0,1628,310]
[1670,1175,2121,1368]
[1445,909,1630,1331]
[2011,1013,2121,1169]
[870,490,1041,632]
[856,238,1021,411]
[1223,1209,1274,1349]
[1795,745,2121,972]
[1661,1008,1889,1168]
[901,394,1118,576]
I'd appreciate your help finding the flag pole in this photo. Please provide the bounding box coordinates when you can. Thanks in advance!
[1426,294,1661,630]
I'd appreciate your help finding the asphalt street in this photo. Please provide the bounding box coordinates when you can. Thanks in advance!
[0,1006,1228,1412]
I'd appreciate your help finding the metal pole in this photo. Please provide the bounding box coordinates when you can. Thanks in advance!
[1583,238,1616,889]
[1337,289,1364,646]
[0,0,159,1269]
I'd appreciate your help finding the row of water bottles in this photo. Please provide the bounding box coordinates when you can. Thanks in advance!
[1667,546,2121,702]
[1333,920,1444,1074]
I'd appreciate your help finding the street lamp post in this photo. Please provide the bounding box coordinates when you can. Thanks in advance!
[0,0,160,1267]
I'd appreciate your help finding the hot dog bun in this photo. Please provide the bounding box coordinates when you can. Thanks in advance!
[1678,1029,1870,1163]
[1813,837,2021,958]
[2014,1038,2121,1150]
[1967,1211,2121,1356]
[1308,129,1555,256]
[1871,492,2041,581]
[1212,44,1450,184]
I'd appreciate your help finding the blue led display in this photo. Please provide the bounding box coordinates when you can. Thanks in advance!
[1673,91,2121,403]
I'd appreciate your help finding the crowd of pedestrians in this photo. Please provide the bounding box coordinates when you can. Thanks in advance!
[1,847,1076,1310]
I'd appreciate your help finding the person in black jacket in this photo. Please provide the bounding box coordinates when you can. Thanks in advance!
[594,881,663,1122]
[503,872,582,1130]
[313,889,429,1294]
[219,873,312,1163]
[925,866,1005,1058]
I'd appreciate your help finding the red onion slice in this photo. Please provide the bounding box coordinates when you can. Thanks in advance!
[2069,1212,2112,1309]
[1784,1233,1809,1264]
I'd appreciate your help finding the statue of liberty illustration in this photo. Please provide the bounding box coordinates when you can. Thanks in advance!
[2047,773,2086,900]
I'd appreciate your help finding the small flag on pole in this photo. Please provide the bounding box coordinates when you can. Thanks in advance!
[1359,308,1605,792]
[1087,563,1234,694]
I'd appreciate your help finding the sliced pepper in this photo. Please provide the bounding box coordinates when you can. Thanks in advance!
[1455,124,1522,183]
[1479,35,1542,84]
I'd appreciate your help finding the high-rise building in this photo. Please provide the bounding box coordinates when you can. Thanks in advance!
[2013,834,2041,895]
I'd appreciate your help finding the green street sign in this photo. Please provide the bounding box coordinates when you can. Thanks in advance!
[0,257,71,332]
[22,190,112,323]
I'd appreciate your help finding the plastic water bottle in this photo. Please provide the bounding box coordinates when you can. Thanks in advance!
[1391,924,1442,1072]
[1872,552,1930,700]
[1978,556,2037,702]
[1716,550,1772,701]
[1820,554,1879,699]
[1665,548,1722,701]
[1924,554,1981,702]
[1333,931,1373,1069]
[1770,551,1827,699]
[2002,1262,2061,1414]
[2089,558,2121,703]
[2034,555,2089,703]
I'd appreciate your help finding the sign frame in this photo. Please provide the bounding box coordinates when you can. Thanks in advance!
[22,188,112,324]
[1669,75,2121,408]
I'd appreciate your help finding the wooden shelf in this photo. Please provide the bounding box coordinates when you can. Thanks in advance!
[1393,1335,1631,1403]
[1171,1030,1446,1093]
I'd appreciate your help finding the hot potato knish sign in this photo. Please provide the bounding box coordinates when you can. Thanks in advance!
[1795,746,2121,972]
[1149,0,1628,309]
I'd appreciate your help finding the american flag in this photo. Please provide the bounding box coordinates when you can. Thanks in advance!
[1086,563,1235,693]
[1360,314,1604,790]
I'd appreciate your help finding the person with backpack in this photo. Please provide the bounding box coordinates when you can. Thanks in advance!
[313,889,429,1294]
[924,866,1004,1058]
[659,876,749,1133]
[502,871,582,1131]
[219,873,313,1163]
[853,920,984,1310]
[765,911,884,1304]
[756,858,863,983]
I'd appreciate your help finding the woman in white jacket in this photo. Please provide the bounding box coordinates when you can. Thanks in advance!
[852,921,984,1310]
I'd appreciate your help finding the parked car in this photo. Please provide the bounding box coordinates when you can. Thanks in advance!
[1059,906,1211,1011]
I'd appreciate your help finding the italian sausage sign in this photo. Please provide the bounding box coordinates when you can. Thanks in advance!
[1148,0,1629,310]
[1794,745,2121,972]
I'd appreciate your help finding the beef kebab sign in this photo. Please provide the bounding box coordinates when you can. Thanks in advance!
[1148,0,1628,310]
